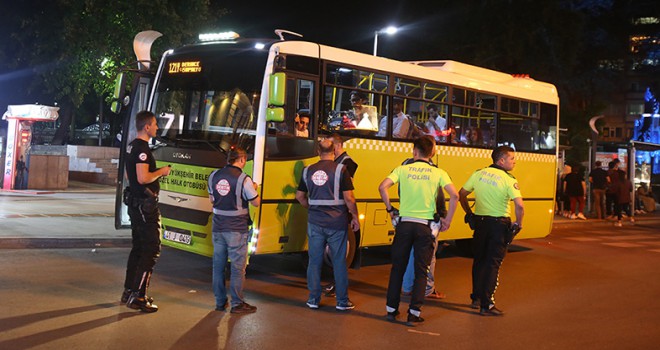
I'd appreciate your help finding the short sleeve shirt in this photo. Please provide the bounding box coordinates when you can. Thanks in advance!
[387,161,452,220]
[298,160,354,230]
[462,166,521,217]
[126,139,159,197]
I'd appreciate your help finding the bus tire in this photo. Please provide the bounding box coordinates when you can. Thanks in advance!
[300,228,357,274]
[454,238,474,258]
[323,227,356,271]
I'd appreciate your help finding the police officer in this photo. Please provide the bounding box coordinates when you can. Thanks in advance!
[208,146,260,314]
[323,133,358,297]
[122,110,171,313]
[379,136,458,326]
[295,138,360,311]
[459,145,524,316]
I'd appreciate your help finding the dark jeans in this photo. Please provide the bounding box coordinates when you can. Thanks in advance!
[471,216,510,308]
[617,203,631,220]
[606,193,618,216]
[386,222,435,314]
[124,202,161,295]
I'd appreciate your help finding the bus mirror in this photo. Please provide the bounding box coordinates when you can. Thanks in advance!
[110,72,127,114]
[266,107,285,122]
[268,72,286,106]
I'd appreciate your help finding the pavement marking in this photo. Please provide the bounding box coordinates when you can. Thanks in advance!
[565,237,602,242]
[407,329,441,336]
[218,314,230,349]
[0,213,113,219]
[602,242,645,248]
[599,235,656,241]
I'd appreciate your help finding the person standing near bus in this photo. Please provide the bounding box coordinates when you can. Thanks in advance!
[379,136,458,326]
[296,138,360,311]
[208,146,261,314]
[459,145,523,316]
[563,164,587,220]
[122,110,171,313]
[323,133,359,297]
[606,160,621,219]
[589,161,609,220]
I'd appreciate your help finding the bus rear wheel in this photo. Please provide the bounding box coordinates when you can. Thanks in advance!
[323,227,357,270]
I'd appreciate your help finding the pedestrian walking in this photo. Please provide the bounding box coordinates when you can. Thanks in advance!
[459,145,524,316]
[121,110,171,313]
[379,135,458,326]
[563,164,587,220]
[296,138,360,311]
[208,146,261,314]
[589,161,609,219]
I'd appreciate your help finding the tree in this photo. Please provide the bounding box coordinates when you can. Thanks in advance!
[414,0,638,165]
[1,0,225,144]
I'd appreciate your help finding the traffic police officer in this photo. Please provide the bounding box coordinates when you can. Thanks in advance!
[459,145,524,316]
[122,110,171,313]
[379,136,458,326]
[295,138,360,311]
[208,146,260,314]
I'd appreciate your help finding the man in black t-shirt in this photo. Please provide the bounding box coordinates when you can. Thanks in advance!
[121,111,171,313]
[322,133,359,297]
[589,161,609,219]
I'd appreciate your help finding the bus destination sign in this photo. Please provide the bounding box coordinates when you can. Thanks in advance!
[168,61,202,74]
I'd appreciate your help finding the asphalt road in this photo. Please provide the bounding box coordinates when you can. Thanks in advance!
[1,218,659,350]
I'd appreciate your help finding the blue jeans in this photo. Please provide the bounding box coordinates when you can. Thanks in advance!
[212,230,249,308]
[402,239,438,295]
[307,223,349,303]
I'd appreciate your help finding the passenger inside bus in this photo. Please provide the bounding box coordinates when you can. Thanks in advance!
[349,91,378,131]
[294,111,310,138]
[376,99,411,139]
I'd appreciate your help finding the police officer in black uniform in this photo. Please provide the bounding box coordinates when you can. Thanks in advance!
[121,110,171,313]
[459,145,524,316]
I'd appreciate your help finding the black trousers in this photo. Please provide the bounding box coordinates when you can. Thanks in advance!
[606,193,618,216]
[386,222,435,313]
[124,202,161,294]
[471,216,510,308]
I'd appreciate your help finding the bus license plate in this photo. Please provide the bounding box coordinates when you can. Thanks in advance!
[163,230,192,245]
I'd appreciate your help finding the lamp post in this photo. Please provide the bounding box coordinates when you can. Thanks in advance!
[373,26,398,56]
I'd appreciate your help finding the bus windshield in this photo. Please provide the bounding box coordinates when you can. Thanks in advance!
[151,42,269,154]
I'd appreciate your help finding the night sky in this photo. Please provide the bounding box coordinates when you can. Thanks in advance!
[0,0,440,111]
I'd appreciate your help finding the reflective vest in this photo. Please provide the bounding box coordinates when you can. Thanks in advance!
[208,166,249,217]
[303,161,346,206]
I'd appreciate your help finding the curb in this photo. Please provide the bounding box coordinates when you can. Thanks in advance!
[0,238,132,249]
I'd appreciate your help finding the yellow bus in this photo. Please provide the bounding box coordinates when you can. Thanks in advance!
[114,33,559,264]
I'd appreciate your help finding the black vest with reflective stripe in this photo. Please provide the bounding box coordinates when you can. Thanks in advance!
[208,165,249,217]
[303,161,345,206]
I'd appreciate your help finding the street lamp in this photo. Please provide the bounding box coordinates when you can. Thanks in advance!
[373,26,398,56]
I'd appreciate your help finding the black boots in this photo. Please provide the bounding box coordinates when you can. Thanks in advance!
[126,292,158,313]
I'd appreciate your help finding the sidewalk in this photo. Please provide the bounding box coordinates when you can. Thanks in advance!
[0,181,129,248]
[552,208,660,228]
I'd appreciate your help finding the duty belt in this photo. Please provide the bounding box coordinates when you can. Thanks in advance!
[400,217,432,226]
[474,215,511,225]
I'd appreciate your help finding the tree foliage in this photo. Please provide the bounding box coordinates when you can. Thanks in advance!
[414,0,647,164]
[1,0,224,143]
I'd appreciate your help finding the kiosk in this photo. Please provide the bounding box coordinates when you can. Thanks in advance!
[2,105,59,190]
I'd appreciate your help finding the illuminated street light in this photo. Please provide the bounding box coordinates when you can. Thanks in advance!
[373,26,398,56]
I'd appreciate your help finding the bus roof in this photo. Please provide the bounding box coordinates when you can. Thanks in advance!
[271,41,559,105]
